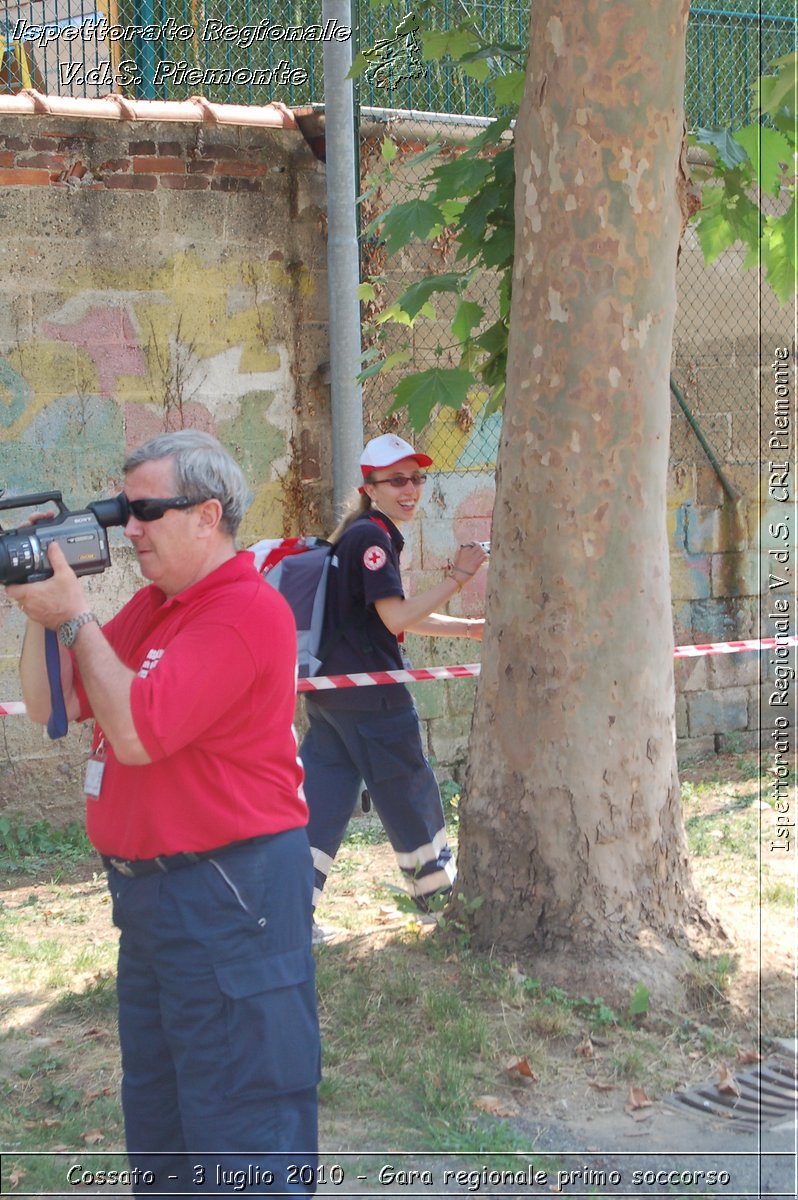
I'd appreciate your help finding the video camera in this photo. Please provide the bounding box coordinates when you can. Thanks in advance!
[0,490,129,586]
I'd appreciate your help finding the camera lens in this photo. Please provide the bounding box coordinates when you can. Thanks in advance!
[0,531,39,586]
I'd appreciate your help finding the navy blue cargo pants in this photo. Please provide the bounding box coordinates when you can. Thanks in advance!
[107,829,320,1197]
[301,698,456,911]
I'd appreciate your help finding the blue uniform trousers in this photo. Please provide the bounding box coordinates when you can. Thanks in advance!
[107,829,320,1197]
[301,698,456,910]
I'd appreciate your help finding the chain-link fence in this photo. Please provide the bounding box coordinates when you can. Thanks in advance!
[352,4,796,477]
[4,2,796,124]
[2,1,794,479]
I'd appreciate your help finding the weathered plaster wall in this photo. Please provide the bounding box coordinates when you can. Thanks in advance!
[0,112,330,821]
[0,112,784,830]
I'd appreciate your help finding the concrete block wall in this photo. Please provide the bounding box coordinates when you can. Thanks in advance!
[668,223,788,762]
[359,125,785,776]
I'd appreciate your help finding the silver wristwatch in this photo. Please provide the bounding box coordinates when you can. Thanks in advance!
[57,611,98,648]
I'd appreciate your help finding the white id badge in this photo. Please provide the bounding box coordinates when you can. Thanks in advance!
[84,738,106,799]
[84,758,105,798]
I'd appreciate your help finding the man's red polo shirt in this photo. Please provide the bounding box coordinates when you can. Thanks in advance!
[73,552,307,860]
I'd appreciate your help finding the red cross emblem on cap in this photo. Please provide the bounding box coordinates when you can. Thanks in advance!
[364,545,387,571]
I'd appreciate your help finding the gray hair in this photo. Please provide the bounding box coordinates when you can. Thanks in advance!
[123,430,250,537]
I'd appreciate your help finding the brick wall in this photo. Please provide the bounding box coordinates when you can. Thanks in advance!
[0,127,290,191]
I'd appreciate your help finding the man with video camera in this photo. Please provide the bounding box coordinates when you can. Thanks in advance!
[8,430,320,1196]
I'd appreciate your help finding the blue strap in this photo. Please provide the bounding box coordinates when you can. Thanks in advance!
[45,628,68,740]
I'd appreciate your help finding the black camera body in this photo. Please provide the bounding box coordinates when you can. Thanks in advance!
[0,491,129,586]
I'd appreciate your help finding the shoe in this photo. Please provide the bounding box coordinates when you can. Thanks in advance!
[311,921,341,945]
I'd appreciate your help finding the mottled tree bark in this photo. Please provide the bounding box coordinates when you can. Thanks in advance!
[457,0,710,985]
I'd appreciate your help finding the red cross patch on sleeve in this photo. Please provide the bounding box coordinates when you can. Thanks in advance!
[363,545,387,571]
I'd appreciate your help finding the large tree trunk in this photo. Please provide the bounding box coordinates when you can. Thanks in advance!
[457,0,712,993]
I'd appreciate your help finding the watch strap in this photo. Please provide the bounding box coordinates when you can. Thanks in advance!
[58,611,98,647]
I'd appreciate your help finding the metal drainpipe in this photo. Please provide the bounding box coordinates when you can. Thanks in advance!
[323,0,364,515]
[669,376,738,501]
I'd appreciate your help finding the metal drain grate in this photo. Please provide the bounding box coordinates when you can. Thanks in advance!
[666,1055,798,1133]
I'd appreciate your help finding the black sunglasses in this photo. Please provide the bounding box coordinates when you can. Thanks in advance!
[126,496,206,522]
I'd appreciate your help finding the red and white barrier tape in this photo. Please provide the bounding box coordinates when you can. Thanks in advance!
[298,664,481,692]
[297,634,798,693]
[0,636,794,713]
[673,634,798,660]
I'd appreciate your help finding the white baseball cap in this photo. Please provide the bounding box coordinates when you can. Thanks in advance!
[359,434,433,479]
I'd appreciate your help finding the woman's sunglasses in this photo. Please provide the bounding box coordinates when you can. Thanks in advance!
[372,473,428,489]
[126,496,206,522]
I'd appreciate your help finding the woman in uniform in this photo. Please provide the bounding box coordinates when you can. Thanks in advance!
[299,434,487,937]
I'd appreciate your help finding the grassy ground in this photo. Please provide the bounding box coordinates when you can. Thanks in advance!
[0,753,795,1195]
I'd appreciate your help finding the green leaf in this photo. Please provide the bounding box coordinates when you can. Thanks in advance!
[429,155,494,202]
[468,114,515,152]
[762,201,798,304]
[421,29,481,64]
[357,348,412,383]
[498,271,512,320]
[376,299,436,327]
[390,368,474,430]
[452,299,484,344]
[733,125,793,197]
[474,318,509,357]
[459,342,481,372]
[693,188,740,262]
[357,282,377,302]
[391,271,464,321]
[369,199,445,253]
[347,50,373,81]
[481,224,515,269]
[628,982,650,1019]
[439,198,467,225]
[755,53,797,119]
[693,127,750,170]
[491,70,526,108]
[483,380,505,417]
[493,144,516,190]
[459,182,508,240]
[381,136,398,164]
[460,58,492,84]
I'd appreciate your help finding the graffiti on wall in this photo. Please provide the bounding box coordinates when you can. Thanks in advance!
[0,250,315,539]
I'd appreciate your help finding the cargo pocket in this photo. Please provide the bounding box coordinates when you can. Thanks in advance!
[213,948,320,1098]
[355,706,428,784]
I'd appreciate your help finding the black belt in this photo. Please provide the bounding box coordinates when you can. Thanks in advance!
[101,833,272,879]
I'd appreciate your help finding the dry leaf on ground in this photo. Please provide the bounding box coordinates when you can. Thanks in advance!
[474,1094,519,1118]
[625,1086,653,1113]
[575,1036,594,1058]
[505,1056,538,1081]
[717,1063,741,1096]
